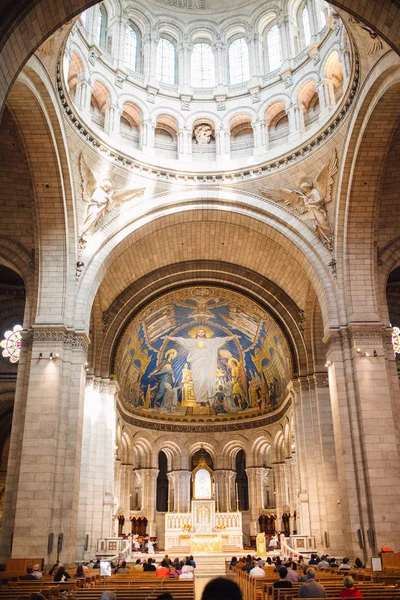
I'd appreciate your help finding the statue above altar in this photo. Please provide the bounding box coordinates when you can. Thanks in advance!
[193,457,214,501]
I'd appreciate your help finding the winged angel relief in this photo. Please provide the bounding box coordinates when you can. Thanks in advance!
[260,150,338,250]
[79,153,144,241]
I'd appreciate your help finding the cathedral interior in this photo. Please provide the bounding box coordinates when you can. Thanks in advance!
[0,0,400,569]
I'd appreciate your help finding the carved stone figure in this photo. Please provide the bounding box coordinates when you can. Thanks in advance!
[260,149,338,250]
[194,124,213,145]
[79,153,144,239]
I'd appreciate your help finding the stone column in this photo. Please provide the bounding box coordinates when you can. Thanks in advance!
[278,18,291,63]
[142,34,158,79]
[213,41,227,86]
[104,104,122,135]
[119,464,133,531]
[216,127,230,158]
[247,32,262,76]
[173,470,191,513]
[247,467,270,535]
[141,119,155,153]
[75,79,92,114]
[141,468,158,537]
[76,378,117,560]
[325,326,400,560]
[307,0,320,37]
[0,329,88,566]
[272,462,286,532]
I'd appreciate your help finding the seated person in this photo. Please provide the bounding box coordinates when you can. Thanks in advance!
[74,565,86,579]
[339,558,352,570]
[133,558,143,571]
[20,566,37,580]
[298,568,327,598]
[179,558,194,579]
[273,567,292,588]
[317,556,330,570]
[339,576,363,598]
[249,561,265,577]
[32,564,43,579]
[189,555,196,568]
[54,566,71,582]
[229,557,238,569]
[286,561,299,582]
[157,560,171,577]
[143,558,156,572]
[242,558,253,573]
[117,560,130,574]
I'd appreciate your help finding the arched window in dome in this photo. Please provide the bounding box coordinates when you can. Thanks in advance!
[191,43,215,88]
[266,25,282,72]
[302,5,312,47]
[157,38,177,85]
[228,38,250,85]
[125,25,138,70]
[97,4,107,48]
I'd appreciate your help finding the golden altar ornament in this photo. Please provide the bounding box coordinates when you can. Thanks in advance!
[190,535,223,553]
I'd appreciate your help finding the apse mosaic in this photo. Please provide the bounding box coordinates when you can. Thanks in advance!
[115,287,292,421]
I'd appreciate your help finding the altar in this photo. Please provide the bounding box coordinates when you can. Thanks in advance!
[164,457,243,552]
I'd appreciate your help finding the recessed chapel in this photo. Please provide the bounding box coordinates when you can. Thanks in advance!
[0,0,399,573]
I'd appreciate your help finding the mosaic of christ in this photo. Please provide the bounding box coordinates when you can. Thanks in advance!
[115,287,292,420]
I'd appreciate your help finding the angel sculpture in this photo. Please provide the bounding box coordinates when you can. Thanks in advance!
[260,150,338,250]
[79,153,144,239]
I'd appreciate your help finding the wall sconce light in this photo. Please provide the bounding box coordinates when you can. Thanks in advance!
[38,353,59,360]
[325,360,331,367]
[84,363,89,371]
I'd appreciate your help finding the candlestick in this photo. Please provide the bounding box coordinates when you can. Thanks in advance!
[167,499,170,513]
[216,498,220,513]
[236,498,240,512]
[235,482,238,501]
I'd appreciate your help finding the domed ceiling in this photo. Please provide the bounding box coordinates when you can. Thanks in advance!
[115,286,292,426]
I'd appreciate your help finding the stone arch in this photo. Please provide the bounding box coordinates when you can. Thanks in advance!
[66,51,86,100]
[75,191,338,336]
[7,69,76,327]
[131,435,153,468]
[222,106,258,128]
[323,49,344,103]
[221,437,249,469]
[335,62,400,323]
[152,437,183,470]
[187,440,218,466]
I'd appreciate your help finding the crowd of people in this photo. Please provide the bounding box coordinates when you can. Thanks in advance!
[229,553,366,598]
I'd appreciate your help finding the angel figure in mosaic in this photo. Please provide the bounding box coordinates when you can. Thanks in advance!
[79,153,144,238]
[260,149,338,250]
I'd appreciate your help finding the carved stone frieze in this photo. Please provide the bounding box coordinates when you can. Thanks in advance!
[32,329,90,352]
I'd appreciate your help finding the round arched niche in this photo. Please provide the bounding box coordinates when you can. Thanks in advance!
[115,285,293,425]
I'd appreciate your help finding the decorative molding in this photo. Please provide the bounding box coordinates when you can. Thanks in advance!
[324,324,386,352]
[116,394,292,432]
[32,328,90,352]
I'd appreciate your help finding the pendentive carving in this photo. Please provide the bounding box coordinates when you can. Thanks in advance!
[260,150,338,251]
[79,153,145,246]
